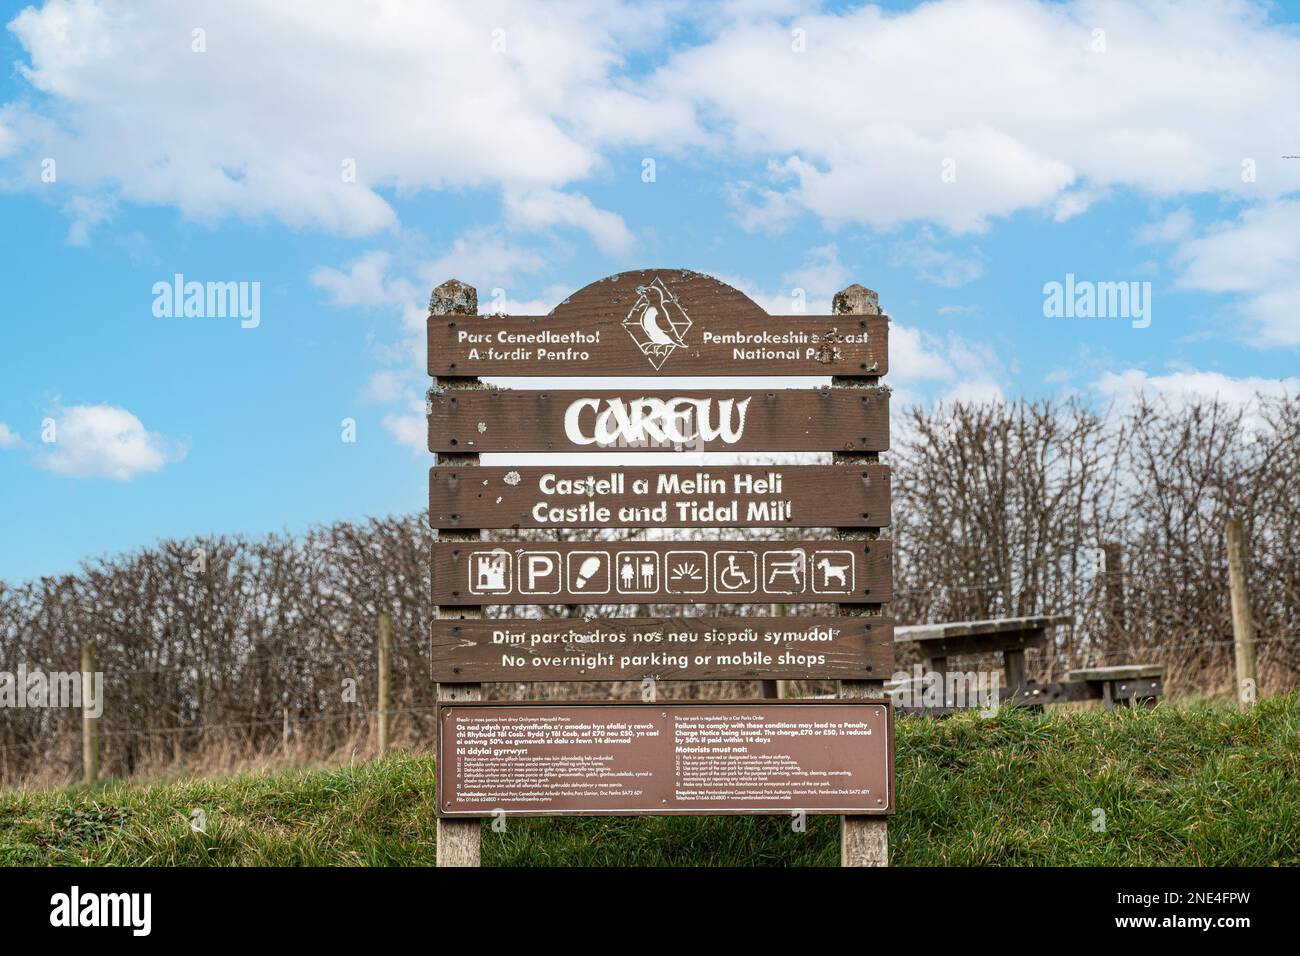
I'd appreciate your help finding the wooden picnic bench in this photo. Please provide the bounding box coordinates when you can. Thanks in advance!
[889,615,1164,714]
[894,614,1071,699]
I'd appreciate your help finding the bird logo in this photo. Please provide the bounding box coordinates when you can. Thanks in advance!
[622,276,692,370]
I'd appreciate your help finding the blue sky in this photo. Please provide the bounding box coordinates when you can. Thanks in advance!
[2,0,1299,582]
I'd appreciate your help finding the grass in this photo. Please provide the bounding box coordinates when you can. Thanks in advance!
[2,696,1296,866]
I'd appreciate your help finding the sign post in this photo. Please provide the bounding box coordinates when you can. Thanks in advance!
[832,283,891,867]
[428,269,893,866]
[431,279,484,868]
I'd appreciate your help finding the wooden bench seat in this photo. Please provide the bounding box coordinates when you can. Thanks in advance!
[1066,665,1163,681]
[1065,665,1164,711]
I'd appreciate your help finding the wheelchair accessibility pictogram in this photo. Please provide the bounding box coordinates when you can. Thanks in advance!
[714,550,757,594]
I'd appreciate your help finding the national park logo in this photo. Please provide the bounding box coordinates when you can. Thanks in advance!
[622,276,692,370]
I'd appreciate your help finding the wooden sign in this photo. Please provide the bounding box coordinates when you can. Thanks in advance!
[436,700,894,817]
[426,388,889,453]
[432,540,892,605]
[431,616,894,681]
[429,464,891,530]
[428,269,888,377]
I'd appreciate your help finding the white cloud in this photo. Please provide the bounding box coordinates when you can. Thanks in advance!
[35,403,187,479]
[780,243,851,307]
[1137,208,1195,245]
[311,251,412,311]
[888,324,1006,407]
[1051,186,1107,223]
[313,232,562,342]
[62,193,114,245]
[1170,200,1300,346]
[719,243,851,314]
[1091,367,1300,412]
[362,369,415,405]
[503,189,635,256]
[657,0,1300,233]
[0,422,22,448]
[421,228,549,295]
[890,228,985,288]
[4,0,651,239]
[382,407,427,454]
[13,0,1300,247]
[0,115,15,157]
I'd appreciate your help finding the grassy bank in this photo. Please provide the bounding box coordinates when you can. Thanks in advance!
[2,697,1296,866]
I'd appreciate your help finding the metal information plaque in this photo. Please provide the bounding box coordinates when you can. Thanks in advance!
[436,700,894,817]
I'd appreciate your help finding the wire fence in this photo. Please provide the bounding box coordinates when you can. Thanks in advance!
[3,633,1296,759]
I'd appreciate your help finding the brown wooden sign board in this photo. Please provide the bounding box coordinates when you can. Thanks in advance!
[428,269,888,377]
[426,388,889,454]
[429,464,891,530]
[436,700,894,817]
[430,615,893,682]
[432,539,892,606]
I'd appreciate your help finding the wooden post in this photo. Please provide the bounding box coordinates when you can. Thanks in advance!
[282,707,291,750]
[377,612,392,757]
[1003,648,1027,696]
[833,283,889,868]
[81,641,99,786]
[1102,541,1125,638]
[1101,680,1115,713]
[1226,518,1258,706]
[432,279,483,867]
[775,602,792,699]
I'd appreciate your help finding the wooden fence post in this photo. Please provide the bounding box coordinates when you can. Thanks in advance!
[377,612,392,757]
[1102,541,1125,638]
[833,283,889,868]
[1226,518,1258,706]
[431,278,483,868]
[81,641,99,786]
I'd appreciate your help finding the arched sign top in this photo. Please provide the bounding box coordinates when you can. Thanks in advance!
[552,268,767,326]
[428,267,888,377]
